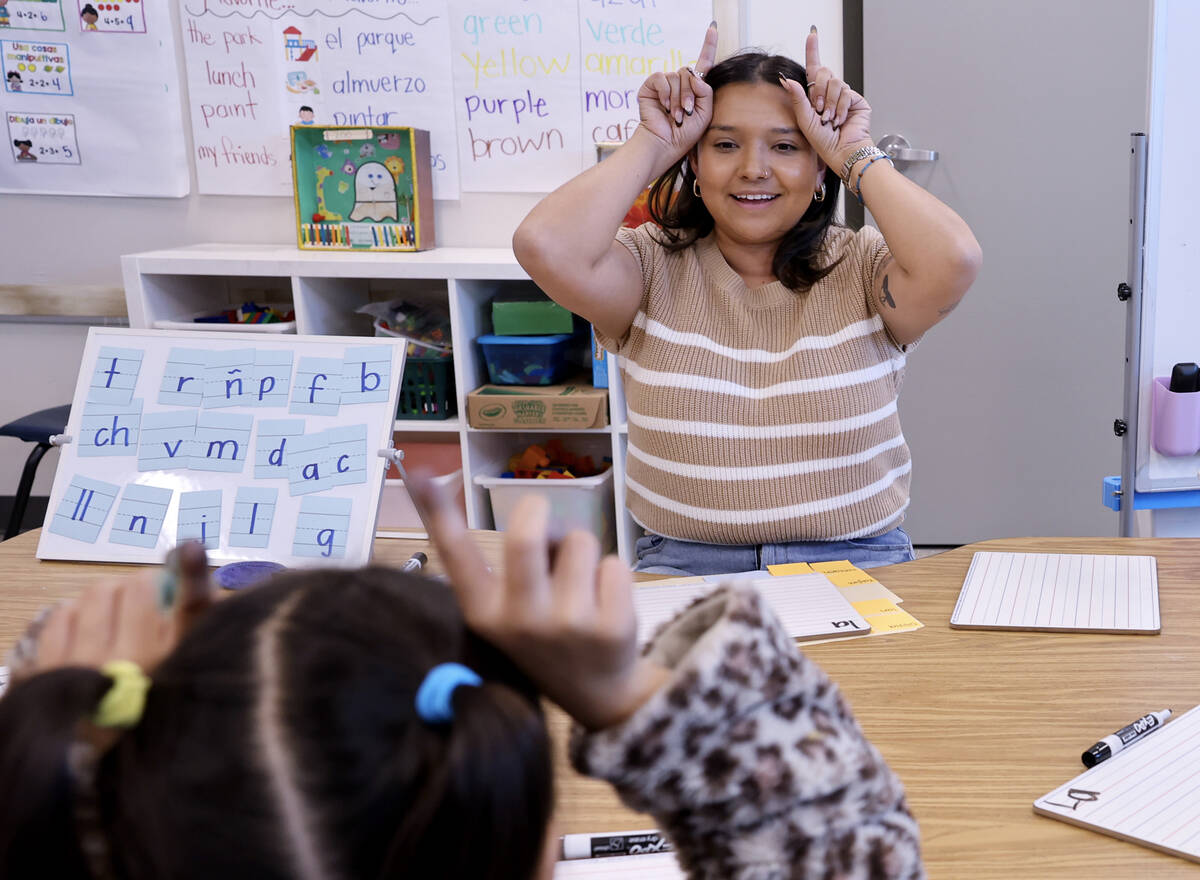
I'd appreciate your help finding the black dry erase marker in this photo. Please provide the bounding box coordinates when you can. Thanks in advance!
[400,552,426,573]
[1081,709,1171,768]
[1169,362,1200,393]
[561,830,671,860]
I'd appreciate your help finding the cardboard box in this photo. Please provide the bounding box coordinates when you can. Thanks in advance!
[467,381,608,428]
[291,124,435,252]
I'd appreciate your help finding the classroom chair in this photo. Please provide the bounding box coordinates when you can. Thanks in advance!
[1,404,70,540]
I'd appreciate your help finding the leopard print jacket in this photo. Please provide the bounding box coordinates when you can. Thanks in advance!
[570,585,925,879]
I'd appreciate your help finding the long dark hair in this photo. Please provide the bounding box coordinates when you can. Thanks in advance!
[0,567,554,880]
[647,51,843,291]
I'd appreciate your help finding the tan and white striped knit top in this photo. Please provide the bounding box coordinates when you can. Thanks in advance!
[596,221,914,545]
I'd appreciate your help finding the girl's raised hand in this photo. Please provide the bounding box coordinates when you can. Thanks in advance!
[635,21,719,159]
[409,469,669,731]
[779,27,874,174]
[10,542,216,681]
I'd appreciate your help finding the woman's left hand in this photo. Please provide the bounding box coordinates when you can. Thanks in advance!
[779,27,874,176]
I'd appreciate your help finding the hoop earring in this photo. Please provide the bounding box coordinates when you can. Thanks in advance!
[692,178,701,198]
[813,182,826,203]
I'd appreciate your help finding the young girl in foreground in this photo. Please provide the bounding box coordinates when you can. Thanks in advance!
[514,24,981,575]
[0,472,924,879]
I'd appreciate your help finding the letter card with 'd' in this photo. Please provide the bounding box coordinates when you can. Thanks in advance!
[37,328,405,567]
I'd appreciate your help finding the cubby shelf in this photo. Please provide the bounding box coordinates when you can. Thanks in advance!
[121,244,639,563]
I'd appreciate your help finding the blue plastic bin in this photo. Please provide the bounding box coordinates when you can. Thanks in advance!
[477,333,572,385]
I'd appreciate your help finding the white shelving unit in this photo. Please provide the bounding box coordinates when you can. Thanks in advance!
[120,244,639,563]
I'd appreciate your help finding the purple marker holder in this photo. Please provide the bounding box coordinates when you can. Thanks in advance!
[1151,376,1200,456]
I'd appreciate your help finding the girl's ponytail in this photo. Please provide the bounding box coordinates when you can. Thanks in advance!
[381,679,554,880]
[0,667,113,879]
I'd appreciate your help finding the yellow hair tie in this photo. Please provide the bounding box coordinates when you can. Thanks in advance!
[93,660,150,729]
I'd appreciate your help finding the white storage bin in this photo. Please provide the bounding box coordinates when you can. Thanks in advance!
[474,468,615,550]
[377,470,463,532]
[153,303,296,333]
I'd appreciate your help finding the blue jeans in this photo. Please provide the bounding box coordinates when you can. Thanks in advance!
[633,526,916,576]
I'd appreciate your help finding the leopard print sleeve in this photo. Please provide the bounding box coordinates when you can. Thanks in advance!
[569,585,925,880]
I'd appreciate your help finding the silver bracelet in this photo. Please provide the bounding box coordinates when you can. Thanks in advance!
[840,145,885,185]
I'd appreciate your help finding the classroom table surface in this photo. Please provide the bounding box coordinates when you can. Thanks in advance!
[2,531,1199,877]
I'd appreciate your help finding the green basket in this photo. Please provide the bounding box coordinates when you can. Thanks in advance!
[397,356,456,420]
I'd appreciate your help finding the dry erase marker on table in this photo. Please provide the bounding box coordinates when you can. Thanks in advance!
[1081,709,1172,767]
[400,551,426,573]
[561,830,671,860]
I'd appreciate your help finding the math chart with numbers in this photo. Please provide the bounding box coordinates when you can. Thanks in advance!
[0,0,187,196]
[38,328,405,568]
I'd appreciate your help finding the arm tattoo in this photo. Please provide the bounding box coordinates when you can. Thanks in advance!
[873,254,897,310]
[881,275,896,309]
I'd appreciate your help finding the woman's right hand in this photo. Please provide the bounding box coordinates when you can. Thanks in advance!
[635,21,719,160]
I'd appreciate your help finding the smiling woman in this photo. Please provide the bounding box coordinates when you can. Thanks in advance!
[512,22,981,577]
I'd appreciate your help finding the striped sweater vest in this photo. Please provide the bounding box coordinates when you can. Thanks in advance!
[596,222,914,545]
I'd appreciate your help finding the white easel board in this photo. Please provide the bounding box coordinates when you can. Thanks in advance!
[1035,703,1200,865]
[950,552,1160,634]
[37,327,404,567]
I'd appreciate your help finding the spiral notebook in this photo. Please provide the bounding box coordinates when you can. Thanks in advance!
[950,552,1160,634]
[1034,703,1200,863]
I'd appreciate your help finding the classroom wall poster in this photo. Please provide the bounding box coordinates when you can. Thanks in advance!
[179,0,460,199]
[7,109,78,162]
[0,0,189,196]
[0,0,66,33]
[2,39,74,96]
[77,0,146,34]
[445,0,701,193]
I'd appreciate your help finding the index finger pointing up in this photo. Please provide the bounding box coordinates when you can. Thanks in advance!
[805,25,821,73]
[695,20,718,75]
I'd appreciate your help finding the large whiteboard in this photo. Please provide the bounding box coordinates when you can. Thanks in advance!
[37,328,404,567]
[1134,0,1200,492]
[0,0,189,196]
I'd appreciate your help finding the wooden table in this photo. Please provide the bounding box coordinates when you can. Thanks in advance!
[3,532,1199,877]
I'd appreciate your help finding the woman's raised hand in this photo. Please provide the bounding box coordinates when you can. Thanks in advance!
[779,27,874,174]
[635,21,719,159]
[409,470,669,731]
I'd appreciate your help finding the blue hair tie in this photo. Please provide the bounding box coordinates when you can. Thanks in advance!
[415,662,482,724]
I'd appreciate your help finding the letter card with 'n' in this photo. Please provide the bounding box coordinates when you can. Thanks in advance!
[37,328,405,567]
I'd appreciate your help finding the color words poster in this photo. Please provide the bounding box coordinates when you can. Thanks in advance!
[2,38,72,95]
[446,0,700,192]
[7,109,78,162]
[1,0,66,32]
[180,0,459,198]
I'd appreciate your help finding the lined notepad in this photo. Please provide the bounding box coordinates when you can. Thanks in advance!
[634,573,869,645]
[1035,704,1200,864]
[555,852,682,878]
[950,552,1159,634]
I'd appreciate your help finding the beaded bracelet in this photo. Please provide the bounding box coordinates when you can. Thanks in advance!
[852,152,894,205]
